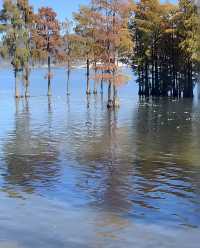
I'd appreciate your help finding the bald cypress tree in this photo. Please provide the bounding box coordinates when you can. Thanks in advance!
[130,0,200,98]
[1,0,31,98]
[17,0,33,97]
[32,7,61,96]
[177,0,199,97]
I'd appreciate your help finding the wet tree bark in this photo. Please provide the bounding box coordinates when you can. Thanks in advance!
[15,69,20,98]
[24,64,30,98]
[67,60,70,96]
[86,58,91,95]
[107,81,113,108]
[93,62,97,95]
[113,84,119,108]
[47,55,52,96]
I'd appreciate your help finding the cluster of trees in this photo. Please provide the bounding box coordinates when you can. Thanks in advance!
[130,0,200,98]
[0,0,199,107]
[0,0,133,108]
[0,0,60,98]
[73,0,133,107]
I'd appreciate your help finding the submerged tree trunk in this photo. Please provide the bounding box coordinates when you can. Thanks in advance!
[113,84,119,108]
[144,63,149,97]
[47,55,52,96]
[24,64,30,98]
[14,69,20,98]
[86,58,91,95]
[184,61,193,98]
[67,61,70,95]
[93,63,97,95]
[107,80,113,108]
[100,71,104,94]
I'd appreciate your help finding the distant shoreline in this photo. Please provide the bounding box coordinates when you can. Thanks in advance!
[0,62,129,70]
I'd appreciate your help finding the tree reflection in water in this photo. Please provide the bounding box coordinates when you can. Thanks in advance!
[2,98,60,196]
[68,97,200,227]
[1,95,200,227]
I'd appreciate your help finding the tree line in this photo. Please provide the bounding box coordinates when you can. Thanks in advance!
[130,0,200,98]
[0,0,199,108]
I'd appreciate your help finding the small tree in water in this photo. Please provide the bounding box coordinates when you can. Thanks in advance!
[74,5,104,95]
[17,0,33,98]
[0,0,31,98]
[90,0,133,108]
[32,7,61,96]
[60,19,83,95]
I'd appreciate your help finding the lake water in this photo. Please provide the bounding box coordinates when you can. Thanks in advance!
[0,67,200,248]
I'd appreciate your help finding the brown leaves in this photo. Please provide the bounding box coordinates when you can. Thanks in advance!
[93,72,129,87]
[32,7,61,57]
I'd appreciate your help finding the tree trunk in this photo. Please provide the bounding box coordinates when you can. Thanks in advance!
[154,54,159,96]
[67,61,70,95]
[47,55,52,96]
[113,84,119,108]
[15,69,20,98]
[93,63,97,95]
[144,62,149,97]
[24,64,30,98]
[48,96,52,113]
[138,70,143,96]
[107,80,113,108]
[86,58,91,95]
[189,62,193,98]
[101,79,103,94]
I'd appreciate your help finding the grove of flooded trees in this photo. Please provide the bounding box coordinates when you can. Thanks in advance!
[0,0,199,108]
[131,0,200,98]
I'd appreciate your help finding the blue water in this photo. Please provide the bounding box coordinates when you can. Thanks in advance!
[0,67,200,248]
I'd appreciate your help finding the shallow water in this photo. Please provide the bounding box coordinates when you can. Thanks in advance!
[0,67,200,247]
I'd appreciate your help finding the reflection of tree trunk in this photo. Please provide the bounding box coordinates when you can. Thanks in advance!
[3,99,59,193]
[47,55,52,96]
[86,58,91,95]
[14,69,20,98]
[66,95,70,112]
[24,64,30,98]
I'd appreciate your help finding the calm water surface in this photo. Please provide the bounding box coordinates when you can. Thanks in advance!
[0,68,200,247]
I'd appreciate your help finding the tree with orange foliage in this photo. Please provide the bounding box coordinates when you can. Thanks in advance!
[60,19,83,95]
[90,0,134,107]
[32,7,61,96]
[74,4,106,95]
